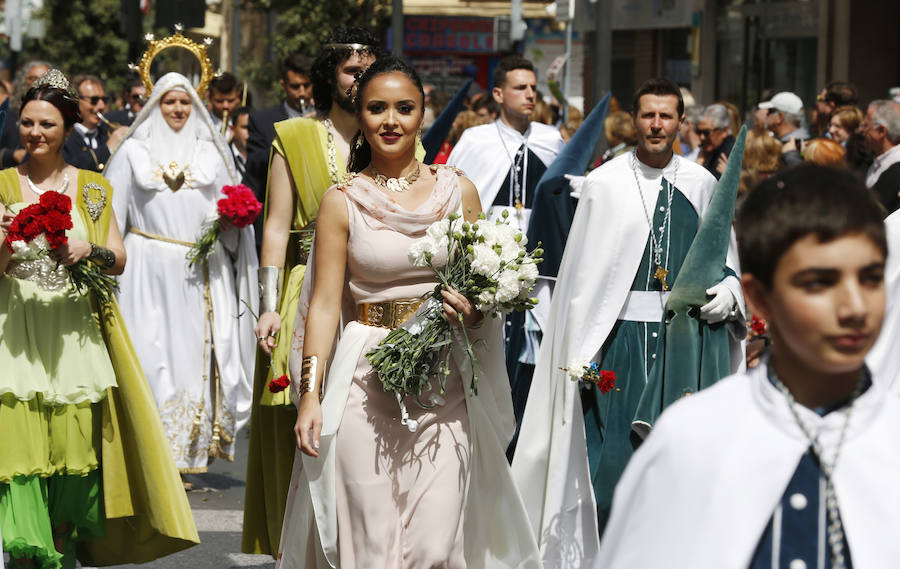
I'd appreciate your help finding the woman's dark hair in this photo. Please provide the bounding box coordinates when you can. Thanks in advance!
[21,84,81,130]
[346,56,425,173]
[311,27,381,115]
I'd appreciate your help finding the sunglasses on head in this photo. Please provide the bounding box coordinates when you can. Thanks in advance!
[81,95,110,105]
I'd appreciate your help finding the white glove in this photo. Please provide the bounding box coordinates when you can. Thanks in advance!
[565,174,586,199]
[700,282,737,324]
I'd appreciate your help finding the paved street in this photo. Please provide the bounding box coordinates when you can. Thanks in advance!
[96,430,275,569]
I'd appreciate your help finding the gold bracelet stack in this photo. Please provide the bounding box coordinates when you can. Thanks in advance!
[298,355,318,396]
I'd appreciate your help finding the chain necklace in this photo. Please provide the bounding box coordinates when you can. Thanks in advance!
[631,149,677,291]
[769,365,864,569]
[321,118,340,185]
[495,121,529,215]
[370,162,420,193]
[26,172,69,196]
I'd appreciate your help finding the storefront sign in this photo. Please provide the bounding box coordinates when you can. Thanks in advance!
[404,16,496,54]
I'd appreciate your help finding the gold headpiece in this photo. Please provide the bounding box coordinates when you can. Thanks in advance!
[135,28,215,98]
[322,42,377,53]
[32,69,76,97]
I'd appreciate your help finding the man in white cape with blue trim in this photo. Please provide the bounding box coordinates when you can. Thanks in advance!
[510,78,746,568]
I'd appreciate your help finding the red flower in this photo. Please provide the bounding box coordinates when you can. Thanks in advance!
[750,315,767,336]
[598,370,616,394]
[42,209,73,234]
[268,374,290,393]
[3,199,72,252]
[39,191,71,213]
[218,184,262,228]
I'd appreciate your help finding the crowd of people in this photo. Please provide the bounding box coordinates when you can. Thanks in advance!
[0,21,899,569]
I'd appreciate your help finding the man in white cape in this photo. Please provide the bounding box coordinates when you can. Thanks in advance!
[598,164,900,568]
[447,55,564,454]
[447,55,564,232]
[511,78,745,568]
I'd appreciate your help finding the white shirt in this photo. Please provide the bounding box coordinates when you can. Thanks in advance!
[74,123,99,149]
[866,143,900,188]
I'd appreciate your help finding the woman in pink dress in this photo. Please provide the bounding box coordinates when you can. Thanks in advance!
[274,57,542,568]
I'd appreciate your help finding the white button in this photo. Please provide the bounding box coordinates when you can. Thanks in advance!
[652,332,658,338]
[651,354,657,359]
[789,559,807,569]
[659,206,665,212]
[790,493,807,510]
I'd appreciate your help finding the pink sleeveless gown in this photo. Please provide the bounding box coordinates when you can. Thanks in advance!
[335,166,469,568]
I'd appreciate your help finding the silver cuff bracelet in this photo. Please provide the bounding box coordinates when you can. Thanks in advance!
[258,266,283,314]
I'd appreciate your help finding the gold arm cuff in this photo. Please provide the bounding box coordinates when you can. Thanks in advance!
[357,298,424,329]
[297,355,318,396]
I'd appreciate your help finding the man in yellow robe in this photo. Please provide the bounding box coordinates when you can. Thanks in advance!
[241,27,380,556]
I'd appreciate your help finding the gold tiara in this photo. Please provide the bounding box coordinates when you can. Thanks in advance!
[133,28,215,98]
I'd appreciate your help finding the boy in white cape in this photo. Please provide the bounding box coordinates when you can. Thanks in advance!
[597,164,900,569]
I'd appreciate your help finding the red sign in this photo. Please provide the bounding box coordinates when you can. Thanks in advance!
[404,16,496,54]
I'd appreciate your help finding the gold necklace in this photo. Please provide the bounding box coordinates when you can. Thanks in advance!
[370,162,420,193]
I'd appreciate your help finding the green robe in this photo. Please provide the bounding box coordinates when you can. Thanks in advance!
[582,181,697,534]
[0,169,199,567]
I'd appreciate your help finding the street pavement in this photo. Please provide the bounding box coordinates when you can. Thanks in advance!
[93,429,276,569]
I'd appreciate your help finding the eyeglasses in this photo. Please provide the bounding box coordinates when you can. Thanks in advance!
[80,95,111,106]
[695,127,724,137]
[766,108,780,115]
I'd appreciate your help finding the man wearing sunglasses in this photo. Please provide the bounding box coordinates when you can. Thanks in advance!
[106,79,147,127]
[695,103,735,180]
[63,74,128,172]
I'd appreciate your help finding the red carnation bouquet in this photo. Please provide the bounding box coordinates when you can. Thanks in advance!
[187,184,262,267]
[5,192,118,304]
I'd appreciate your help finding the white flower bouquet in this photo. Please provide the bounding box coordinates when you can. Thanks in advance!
[366,211,542,409]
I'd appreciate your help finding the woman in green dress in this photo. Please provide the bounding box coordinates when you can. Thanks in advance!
[0,71,198,568]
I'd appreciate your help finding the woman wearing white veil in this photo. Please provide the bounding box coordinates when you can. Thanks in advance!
[106,72,257,480]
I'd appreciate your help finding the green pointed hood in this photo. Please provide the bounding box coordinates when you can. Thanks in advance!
[666,126,747,310]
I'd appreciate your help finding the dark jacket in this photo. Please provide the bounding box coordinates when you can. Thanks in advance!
[873,161,900,215]
[105,108,138,128]
[701,135,735,180]
[63,126,111,172]
[243,103,289,201]
[0,109,22,169]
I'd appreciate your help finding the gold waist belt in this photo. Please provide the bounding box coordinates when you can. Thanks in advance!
[357,298,424,329]
[130,227,196,248]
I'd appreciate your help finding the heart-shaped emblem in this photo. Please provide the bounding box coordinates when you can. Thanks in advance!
[163,169,186,191]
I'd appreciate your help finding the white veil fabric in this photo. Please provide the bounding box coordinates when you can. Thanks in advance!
[108,72,237,192]
[106,71,257,473]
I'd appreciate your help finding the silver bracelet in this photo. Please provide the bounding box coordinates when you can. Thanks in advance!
[258,266,283,314]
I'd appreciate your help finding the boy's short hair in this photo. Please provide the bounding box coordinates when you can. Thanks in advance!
[230,106,250,126]
[632,78,684,117]
[282,53,311,81]
[736,163,887,288]
[493,56,534,89]
[209,72,238,95]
